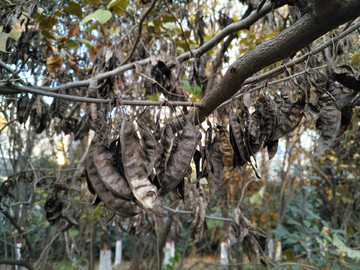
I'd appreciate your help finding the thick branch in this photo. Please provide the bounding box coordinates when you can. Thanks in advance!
[180,1,360,127]
[0,259,34,270]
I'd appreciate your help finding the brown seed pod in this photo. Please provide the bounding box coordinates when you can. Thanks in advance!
[159,117,197,196]
[93,142,135,201]
[230,124,245,167]
[229,108,249,163]
[267,139,279,160]
[216,125,234,168]
[120,120,166,217]
[337,106,355,137]
[314,99,341,155]
[191,185,206,241]
[86,135,138,217]
[137,119,157,175]
[155,123,174,182]
[271,90,305,141]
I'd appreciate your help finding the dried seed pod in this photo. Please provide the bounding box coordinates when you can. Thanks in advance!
[17,94,32,124]
[314,99,341,155]
[191,185,206,241]
[137,119,157,175]
[230,124,244,167]
[267,139,278,160]
[229,108,249,163]
[93,142,134,201]
[216,125,234,168]
[337,106,355,137]
[86,135,138,217]
[159,117,197,196]
[271,90,305,141]
[120,120,166,217]
[155,123,174,182]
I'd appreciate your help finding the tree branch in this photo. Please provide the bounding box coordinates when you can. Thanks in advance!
[0,259,34,270]
[172,2,360,129]
[2,0,277,96]
[0,207,34,258]
[120,0,158,66]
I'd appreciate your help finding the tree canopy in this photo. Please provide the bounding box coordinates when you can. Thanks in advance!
[1,0,360,269]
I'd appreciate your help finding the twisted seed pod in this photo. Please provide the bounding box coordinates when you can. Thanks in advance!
[137,119,157,175]
[120,120,166,217]
[93,142,134,201]
[216,125,234,168]
[191,185,206,241]
[155,123,174,182]
[86,135,137,217]
[159,117,197,196]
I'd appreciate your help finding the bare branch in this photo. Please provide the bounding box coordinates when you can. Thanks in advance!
[0,259,34,270]
[120,0,158,66]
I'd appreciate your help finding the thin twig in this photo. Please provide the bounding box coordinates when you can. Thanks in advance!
[0,118,17,133]
[163,205,233,222]
[34,230,62,269]
[163,0,194,58]
[237,178,256,208]
[120,0,158,66]
[270,262,319,270]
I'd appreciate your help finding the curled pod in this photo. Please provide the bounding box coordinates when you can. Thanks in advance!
[120,120,166,217]
[217,125,234,168]
[86,135,138,217]
[93,142,135,201]
[271,91,305,141]
[155,123,174,182]
[337,106,355,137]
[229,108,249,163]
[137,119,157,175]
[314,99,341,155]
[159,117,197,196]
[192,185,206,241]
[230,124,245,167]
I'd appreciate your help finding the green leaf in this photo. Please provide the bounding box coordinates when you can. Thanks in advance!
[0,32,10,53]
[183,80,192,94]
[95,9,112,24]
[303,220,311,228]
[76,38,92,48]
[64,1,83,18]
[80,12,96,25]
[283,238,298,245]
[333,234,360,259]
[107,0,127,10]
[321,220,330,228]
[169,257,179,263]
[199,178,208,185]
[66,40,79,48]
[287,218,302,227]
[70,229,79,237]
[41,30,55,39]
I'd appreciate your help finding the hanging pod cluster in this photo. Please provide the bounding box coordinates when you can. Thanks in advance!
[229,204,266,266]
[228,86,307,175]
[85,119,165,221]
[155,117,197,197]
[85,116,198,220]
[188,185,207,241]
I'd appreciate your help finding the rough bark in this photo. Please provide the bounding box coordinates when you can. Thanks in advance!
[173,0,360,129]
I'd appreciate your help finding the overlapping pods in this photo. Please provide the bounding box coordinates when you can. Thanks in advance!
[158,117,197,196]
[120,120,166,217]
